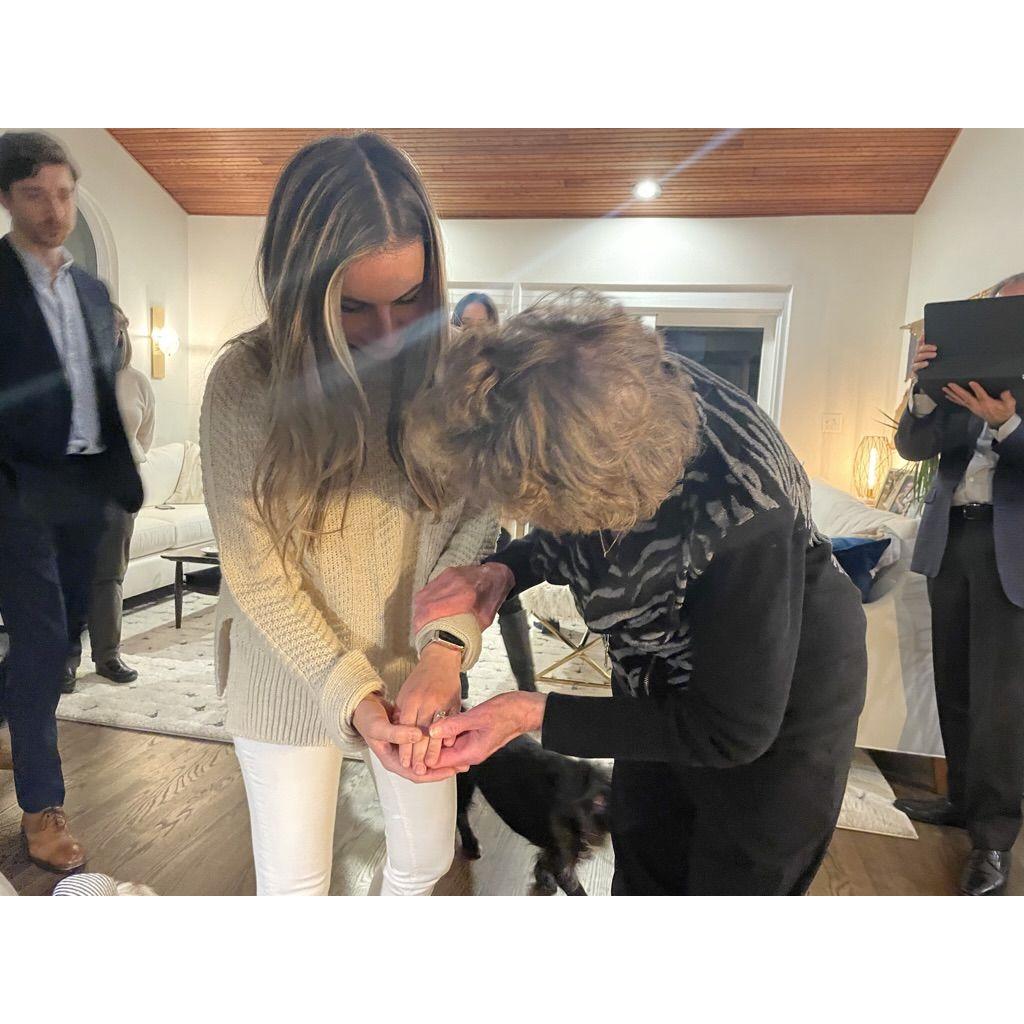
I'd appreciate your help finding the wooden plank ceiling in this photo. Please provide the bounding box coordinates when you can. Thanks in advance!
[107,128,960,219]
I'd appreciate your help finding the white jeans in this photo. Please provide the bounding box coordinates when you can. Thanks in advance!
[233,737,456,896]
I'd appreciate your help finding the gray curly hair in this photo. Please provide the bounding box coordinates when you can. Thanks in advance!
[406,290,702,535]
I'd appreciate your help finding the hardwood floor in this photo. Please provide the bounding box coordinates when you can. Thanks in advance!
[1,722,1020,896]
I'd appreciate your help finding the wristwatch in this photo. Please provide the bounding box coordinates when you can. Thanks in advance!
[420,629,467,658]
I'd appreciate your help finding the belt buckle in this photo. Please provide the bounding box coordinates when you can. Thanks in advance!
[962,503,987,521]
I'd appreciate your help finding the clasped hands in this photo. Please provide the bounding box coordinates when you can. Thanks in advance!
[352,562,547,783]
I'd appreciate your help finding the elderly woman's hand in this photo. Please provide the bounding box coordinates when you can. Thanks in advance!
[412,563,515,634]
[427,691,548,769]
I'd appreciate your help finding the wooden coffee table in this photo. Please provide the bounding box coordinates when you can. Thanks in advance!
[161,546,220,628]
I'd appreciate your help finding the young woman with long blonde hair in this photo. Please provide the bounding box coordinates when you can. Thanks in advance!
[201,134,495,895]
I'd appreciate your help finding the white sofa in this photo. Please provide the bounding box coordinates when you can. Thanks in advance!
[810,478,941,757]
[126,442,214,601]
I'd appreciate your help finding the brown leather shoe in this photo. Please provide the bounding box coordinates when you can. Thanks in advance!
[21,807,87,874]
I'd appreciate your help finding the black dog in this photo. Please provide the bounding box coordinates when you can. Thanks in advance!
[456,733,611,895]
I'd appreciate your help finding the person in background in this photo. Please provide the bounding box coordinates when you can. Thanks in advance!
[0,131,143,873]
[894,274,1024,896]
[452,291,499,330]
[405,293,867,896]
[67,305,156,684]
[451,293,537,694]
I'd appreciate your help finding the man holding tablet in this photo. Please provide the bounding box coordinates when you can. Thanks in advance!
[895,274,1024,896]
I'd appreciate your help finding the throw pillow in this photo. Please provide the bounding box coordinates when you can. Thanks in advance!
[830,535,892,601]
[168,440,205,504]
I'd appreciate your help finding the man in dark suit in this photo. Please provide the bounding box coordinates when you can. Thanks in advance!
[0,132,142,873]
[894,276,1024,896]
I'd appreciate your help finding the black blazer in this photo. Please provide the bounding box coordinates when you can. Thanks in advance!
[896,392,1024,609]
[0,235,143,519]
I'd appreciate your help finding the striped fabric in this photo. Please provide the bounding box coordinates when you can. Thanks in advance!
[52,873,121,896]
[527,354,822,699]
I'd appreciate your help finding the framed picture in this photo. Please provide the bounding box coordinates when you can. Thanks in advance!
[875,468,907,511]
[889,472,920,517]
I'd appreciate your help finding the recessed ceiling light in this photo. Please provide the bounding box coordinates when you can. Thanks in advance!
[633,178,662,200]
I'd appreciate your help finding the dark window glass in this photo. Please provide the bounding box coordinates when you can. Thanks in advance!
[661,326,764,401]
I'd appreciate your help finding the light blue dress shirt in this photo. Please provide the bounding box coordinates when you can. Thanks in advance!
[11,238,104,455]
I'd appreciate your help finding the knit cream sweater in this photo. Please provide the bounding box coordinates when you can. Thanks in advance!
[200,340,497,751]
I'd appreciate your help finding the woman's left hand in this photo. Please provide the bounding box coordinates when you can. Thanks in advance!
[427,691,548,770]
[395,643,464,775]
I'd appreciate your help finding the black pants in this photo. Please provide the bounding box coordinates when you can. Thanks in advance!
[462,527,537,699]
[609,724,856,895]
[928,516,1024,851]
[68,507,135,668]
[0,477,105,812]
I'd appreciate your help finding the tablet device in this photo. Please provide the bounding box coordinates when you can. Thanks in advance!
[920,295,1024,404]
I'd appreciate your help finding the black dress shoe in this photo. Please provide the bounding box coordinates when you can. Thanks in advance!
[60,664,77,695]
[960,849,1011,895]
[893,796,967,829]
[94,657,138,684]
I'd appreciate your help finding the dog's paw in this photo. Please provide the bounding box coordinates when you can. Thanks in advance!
[530,875,558,896]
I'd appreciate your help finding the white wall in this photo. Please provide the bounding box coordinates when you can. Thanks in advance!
[905,129,1024,322]
[187,216,265,439]
[1,128,190,446]
[187,213,914,485]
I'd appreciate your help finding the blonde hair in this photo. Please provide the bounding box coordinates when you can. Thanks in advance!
[111,303,132,372]
[234,133,448,565]
[406,290,701,535]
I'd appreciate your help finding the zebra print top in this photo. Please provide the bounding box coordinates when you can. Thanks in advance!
[490,356,865,766]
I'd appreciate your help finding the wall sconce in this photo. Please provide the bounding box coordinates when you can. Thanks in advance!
[853,435,893,503]
[150,306,179,380]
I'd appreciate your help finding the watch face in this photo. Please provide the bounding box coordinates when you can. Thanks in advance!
[437,630,466,649]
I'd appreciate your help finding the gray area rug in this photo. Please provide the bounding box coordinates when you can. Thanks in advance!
[58,592,228,742]
[54,593,916,840]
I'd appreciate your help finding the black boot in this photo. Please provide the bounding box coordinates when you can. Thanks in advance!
[893,796,967,829]
[95,656,138,684]
[960,849,1011,895]
[60,663,77,695]
[499,607,537,692]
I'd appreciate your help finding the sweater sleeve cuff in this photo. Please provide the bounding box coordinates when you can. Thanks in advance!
[414,611,483,671]
[320,649,386,748]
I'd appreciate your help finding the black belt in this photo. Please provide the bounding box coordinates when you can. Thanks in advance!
[951,503,993,521]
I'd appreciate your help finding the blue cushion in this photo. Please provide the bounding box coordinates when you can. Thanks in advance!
[829,536,892,601]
